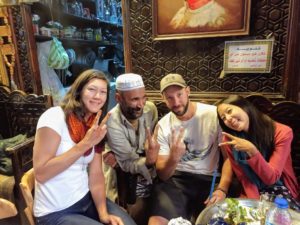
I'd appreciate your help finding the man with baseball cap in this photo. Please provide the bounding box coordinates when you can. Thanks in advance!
[148,73,232,225]
[105,73,159,225]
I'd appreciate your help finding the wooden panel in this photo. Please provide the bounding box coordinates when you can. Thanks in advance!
[122,0,300,102]
[7,5,42,94]
[284,0,300,102]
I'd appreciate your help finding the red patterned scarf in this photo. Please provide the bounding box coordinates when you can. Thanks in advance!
[67,113,103,156]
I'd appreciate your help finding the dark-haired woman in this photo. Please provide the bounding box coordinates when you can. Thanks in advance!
[217,95,300,211]
[33,69,136,225]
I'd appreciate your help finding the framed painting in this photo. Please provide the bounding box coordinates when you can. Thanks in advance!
[152,0,251,40]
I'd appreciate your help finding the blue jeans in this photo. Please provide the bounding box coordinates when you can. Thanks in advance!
[36,192,137,225]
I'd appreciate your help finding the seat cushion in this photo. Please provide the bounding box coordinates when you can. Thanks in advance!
[0,174,15,202]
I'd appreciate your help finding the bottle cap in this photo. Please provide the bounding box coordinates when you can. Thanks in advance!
[274,197,289,209]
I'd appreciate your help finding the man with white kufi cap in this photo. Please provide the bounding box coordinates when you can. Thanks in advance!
[105,73,159,225]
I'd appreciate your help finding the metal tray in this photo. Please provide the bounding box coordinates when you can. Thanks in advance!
[195,198,300,225]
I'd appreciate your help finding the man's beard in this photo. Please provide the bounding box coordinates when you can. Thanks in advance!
[172,101,189,116]
[121,105,143,120]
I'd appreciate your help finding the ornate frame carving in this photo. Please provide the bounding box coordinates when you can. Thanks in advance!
[2,4,42,94]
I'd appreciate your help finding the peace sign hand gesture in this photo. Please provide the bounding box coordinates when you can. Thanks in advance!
[145,126,160,166]
[80,111,111,152]
[170,127,186,162]
[219,132,258,157]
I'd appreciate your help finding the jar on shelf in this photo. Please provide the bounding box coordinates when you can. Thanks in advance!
[83,8,91,19]
[46,21,62,37]
[74,29,83,39]
[64,26,76,39]
[94,28,102,41]
[40,27,51,37]
[61,0,68,13]
[84,28,94,40]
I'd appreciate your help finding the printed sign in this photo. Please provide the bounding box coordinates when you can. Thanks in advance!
[223,40,273,73]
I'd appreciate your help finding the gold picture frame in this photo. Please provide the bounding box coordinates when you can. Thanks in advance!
[152,0,251,40]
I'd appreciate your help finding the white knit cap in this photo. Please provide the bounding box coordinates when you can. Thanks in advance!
[116,73,145,91]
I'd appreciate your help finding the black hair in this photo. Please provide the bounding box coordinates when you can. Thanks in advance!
[216,95,275,160]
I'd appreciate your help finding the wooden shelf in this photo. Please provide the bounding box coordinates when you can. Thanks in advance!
[55,12,99,28]
[31,0,123,78]
[61,38,115,47]
[98,19,123,28]
[34,35,52,42]
[58,13,123,29]
[32,2,122,29]
[34,35,115,47]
